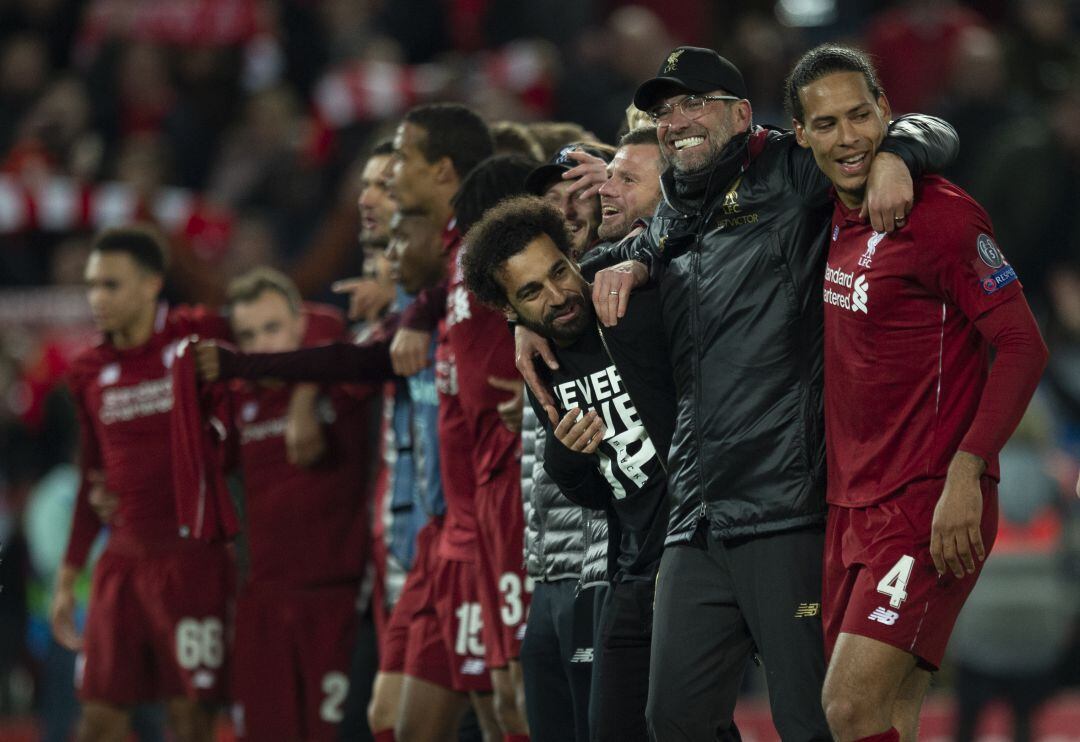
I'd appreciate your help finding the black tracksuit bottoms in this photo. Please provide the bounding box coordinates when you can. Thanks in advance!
[520,579,594,741]
[646,522,831,742]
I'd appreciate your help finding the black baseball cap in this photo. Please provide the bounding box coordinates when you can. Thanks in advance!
[634,46,747,112]
[524,142,614,195]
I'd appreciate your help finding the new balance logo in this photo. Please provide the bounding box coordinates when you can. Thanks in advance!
[867,607,899,625]
[570,648,594,664]
[794,602,821,618]
[460,658,487,676]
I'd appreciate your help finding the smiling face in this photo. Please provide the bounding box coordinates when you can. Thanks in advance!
[656,90,750,175]
[541,179,602,259]
[598,143,662,241]
[498,233,594,346]
[793,71,891,209]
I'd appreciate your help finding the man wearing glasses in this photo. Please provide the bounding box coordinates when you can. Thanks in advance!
[518,46,961,740]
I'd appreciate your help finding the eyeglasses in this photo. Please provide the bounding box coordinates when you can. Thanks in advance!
[648,95,741,125]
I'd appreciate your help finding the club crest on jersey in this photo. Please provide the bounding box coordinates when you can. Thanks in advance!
[98,363,121,386]
[241,401,259,422]
[860,232,885,269]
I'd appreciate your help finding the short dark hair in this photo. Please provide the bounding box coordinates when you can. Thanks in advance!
[461,196,571,309]
[490,121,544,161]
[227,266,302,314]
[785,44,884,123]
[403,103,494,181]
[369,139,393,157]
[91,225,169,274]
[618,126,660,148]
[452,154,537,235]
[527,121,597,160]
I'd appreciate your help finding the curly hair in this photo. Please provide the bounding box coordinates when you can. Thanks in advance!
[461,195,571,309]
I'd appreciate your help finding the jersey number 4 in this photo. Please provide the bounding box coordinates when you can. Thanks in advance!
[876,555,915,609]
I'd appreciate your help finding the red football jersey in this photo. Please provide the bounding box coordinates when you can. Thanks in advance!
[823,176,1022,507]
[224,381,375,588]
[434,228,521,562]
[64,305,231,567]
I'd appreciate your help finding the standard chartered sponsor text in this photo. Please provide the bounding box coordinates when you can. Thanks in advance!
[100,377,173,424]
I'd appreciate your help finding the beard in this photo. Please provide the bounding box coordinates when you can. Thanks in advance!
[662,115,737,176]
[518,291,593,345]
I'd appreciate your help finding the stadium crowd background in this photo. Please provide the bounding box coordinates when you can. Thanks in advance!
[1,0,1079,739]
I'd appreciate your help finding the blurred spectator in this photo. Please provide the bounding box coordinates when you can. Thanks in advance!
[0,33,51,156]
[1004,0,1080,104]
[0,0,81,70]
[936,26,1024,190]
[491,121,545,160]
[318,0,385,64]
[485,0,595,51]
[948,402,1080,742]
[208,85,328,257]
[169,46,243,188]
[864,0,988,114]
[16,76,101,181]
[1042,258,1080,452]
[966,84,1080,312]
[111,41,177,140]
[555,6,673,141]
[527,121,599,159]
[716,11,798,126]
[376,0,451,63]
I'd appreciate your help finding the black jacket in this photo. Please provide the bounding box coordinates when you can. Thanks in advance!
[616,117,959,544]
[522,405,609,585]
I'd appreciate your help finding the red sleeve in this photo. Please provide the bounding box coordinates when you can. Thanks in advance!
[219,339,395,384]
[912,186,1048,464]
[63,374,104,569]
[400,282,447,332]
[915,189,1022,320]
[958,292,1048,463]
[174,305,232,341]
[213,384,240,473]
[301,302,347,344]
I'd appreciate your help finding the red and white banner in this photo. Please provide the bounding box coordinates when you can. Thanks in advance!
[0,175,234,261]
[77,0,260,61]
[313,42,555,128]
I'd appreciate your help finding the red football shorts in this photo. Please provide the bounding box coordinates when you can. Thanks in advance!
[231,584,358,741]
[401,531,491,693]
[379,519,442,674]
[473,465,532,668]
[78,540,232,705]
[823,478,998,670]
